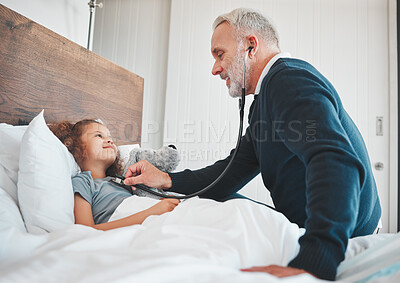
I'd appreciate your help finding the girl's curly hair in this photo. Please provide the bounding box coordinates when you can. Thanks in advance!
[49,119,123,177]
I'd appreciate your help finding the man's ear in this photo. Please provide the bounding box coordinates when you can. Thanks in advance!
[246,35,259,58]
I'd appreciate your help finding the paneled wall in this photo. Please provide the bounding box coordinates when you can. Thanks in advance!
[93,0,396,232]
[93,0,171,149]
[164,0,393,231]
[2,0,89,47]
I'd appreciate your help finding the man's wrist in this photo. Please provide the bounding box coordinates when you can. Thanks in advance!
[162,172,172,189]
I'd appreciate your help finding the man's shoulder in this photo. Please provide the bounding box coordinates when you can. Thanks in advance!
[268,58,314,75]
[261,58,323,91]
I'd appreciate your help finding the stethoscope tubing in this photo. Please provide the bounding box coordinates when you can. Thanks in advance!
[112,48,252,200]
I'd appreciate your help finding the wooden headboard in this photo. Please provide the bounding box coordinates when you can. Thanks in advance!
[0,4,143,145]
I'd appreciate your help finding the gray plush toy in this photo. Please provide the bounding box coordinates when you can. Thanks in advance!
[123,145,180,174]
[122,145,181,200]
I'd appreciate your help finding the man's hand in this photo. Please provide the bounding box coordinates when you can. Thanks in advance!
[241,265,312,278]
[124,160,173,189]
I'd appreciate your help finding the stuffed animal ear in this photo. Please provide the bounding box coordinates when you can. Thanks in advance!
[156,146,180,172]
[123,146,180,173]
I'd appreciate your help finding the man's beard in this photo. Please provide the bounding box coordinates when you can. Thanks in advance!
[224,44,251,98]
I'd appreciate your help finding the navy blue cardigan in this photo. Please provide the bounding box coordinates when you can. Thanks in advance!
[169,58,381,280]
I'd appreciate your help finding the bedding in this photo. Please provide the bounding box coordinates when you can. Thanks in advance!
[337,232,400,282]
[0,196,312,282]
[0,124,28,203]
[18,111,79,234]
[1,192,399,282]
[0,187,25,233]
[118,144,140,166]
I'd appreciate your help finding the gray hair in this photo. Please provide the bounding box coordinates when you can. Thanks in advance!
[212,8,279,50]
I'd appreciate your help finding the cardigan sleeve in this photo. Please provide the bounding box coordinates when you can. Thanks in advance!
[169,126,260,200]
[266,66,365,280]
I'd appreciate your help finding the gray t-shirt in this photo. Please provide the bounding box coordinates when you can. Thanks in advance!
[72,171,161,224]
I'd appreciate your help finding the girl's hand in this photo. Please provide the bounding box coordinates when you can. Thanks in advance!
[148,198,180,215]
[84,198,180,231]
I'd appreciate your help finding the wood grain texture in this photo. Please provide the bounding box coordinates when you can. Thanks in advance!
[0,4,143,145]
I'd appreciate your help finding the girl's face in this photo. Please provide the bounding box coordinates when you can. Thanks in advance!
[80,123,117,168]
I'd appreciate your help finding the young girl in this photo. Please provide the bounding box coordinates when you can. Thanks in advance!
[50,119,179,231]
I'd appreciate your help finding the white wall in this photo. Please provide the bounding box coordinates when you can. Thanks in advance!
[92,0,171,150]
[2,0,89,47]
[388,0,399,233]
[90,0,397,232]
[164,0,394,231]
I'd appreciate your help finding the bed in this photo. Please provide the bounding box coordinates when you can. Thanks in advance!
[1,4,399,282]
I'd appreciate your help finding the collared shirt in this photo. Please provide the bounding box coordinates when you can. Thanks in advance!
[254,52,291,95]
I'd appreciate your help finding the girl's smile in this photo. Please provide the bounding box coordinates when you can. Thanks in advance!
[80,123,117,170]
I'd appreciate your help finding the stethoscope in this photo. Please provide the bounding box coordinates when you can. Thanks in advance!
[111,47,254,199]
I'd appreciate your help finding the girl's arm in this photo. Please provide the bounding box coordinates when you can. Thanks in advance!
[73,194,179,231]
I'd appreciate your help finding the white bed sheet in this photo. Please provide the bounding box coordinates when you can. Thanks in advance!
[0,196,398,282]
[337,232,400,282]
[0,197,319,282]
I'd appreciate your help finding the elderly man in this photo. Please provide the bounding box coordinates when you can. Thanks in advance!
[124,8,381,281]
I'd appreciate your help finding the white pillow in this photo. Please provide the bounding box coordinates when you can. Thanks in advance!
[118,144,140,167]
[0,186,26,232]
[18,111,79,234]
[0,124,28,203]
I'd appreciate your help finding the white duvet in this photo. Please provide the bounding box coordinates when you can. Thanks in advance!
[0,197,319,282]
[111,196,304,269]
[1,196,399,282]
